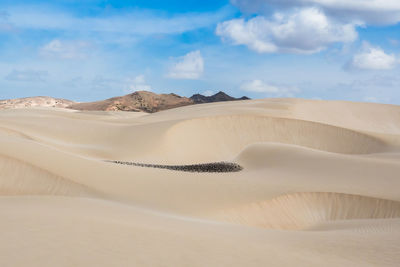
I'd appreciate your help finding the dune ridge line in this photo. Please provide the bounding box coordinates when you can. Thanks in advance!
[218,192,400,230]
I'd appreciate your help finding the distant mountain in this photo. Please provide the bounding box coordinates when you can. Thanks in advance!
[0,96,75,110]
[67,91,193,113]
[69,91,249,113]
[0,91,250,113]
[190,91,250,104]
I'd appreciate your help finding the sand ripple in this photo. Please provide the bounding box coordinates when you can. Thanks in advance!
[218,192,400,230]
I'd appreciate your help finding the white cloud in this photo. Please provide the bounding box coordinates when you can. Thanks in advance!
[240,79,299,96]
[5,69,48,82]
[240,79,279,93]
[231,0,400,25]
[40,39,91,59]
[167,50,204,79]
[333,74,400,104]
[216,8,358,54]
[202,90,215,96]
[127,75,152,92]
[7,6,233,36]
[91,74,152,94]
[347,42,398,70]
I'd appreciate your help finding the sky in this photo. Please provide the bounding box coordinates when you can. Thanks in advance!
[1,0,400,104]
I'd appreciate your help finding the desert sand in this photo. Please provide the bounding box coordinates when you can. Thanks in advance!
[1,98,400,266]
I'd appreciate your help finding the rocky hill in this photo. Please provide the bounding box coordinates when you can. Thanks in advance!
[0,91,250,113]
[0,96,75,110]
[68,91,250,112]
[67,91,193,113]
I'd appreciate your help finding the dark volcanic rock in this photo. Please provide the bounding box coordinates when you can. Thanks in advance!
[107,160,243,173]
[190,91,250,104]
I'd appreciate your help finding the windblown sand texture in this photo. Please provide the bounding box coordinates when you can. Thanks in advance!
[1,98,400,266]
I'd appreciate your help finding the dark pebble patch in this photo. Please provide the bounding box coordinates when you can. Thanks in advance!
[106,160,243,173]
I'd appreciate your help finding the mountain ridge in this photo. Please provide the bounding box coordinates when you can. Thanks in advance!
[190,91,250,104]
[68,90,250,113]
[0,91,250,113]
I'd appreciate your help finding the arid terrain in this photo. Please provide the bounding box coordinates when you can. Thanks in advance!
[0,96,75,109]
[68,91,250,112]
[1,98,400,266]
[1,91,249,113]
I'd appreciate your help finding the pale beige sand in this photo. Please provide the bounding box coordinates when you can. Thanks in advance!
[1,98,400,266]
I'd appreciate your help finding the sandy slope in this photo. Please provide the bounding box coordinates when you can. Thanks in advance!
[0,99,400,266]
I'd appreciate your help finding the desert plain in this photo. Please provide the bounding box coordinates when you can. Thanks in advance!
[1,98,400,266]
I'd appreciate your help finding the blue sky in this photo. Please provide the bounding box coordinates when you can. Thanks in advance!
[1,0,400,104]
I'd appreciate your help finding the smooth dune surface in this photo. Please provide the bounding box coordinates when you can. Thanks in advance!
[1,99,400,266]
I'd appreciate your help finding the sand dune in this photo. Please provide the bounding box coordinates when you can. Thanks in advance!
[162,115,390,164]
[0,155,96,196]
[0,98,400,266]
[217,192,400,230]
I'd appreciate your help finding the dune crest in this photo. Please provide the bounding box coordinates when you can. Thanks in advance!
[1,98,400,266]
[0,155,96,197]
[216,192,400,230]
[162,115,389,164]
